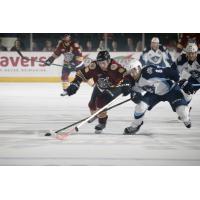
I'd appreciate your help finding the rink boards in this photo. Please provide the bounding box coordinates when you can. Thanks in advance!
[0,51,178,82]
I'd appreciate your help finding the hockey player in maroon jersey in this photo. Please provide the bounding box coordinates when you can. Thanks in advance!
[63,51,130,134]
[44,34,84,94]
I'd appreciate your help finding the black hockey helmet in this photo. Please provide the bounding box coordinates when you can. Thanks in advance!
[96,50,111,62]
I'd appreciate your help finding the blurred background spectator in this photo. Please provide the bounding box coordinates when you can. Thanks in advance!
[0,38,7,51]
[111,40,118,52]
[42,40,55,51]
[97,40,108,51]
[85,40,93,51]
[0,33,199,53]
[126,37,135,51]
[10,39,25,51]
[32,41,40,51]
[135,41,143,52]
[166,40,177,53]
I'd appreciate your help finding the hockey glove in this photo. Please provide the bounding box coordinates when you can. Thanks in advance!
[103,89,115,98]
[131,91,142,104]
[45,56,55,66]
[121,81,131,96]
[65,82,80,96]
[179,79,195,94]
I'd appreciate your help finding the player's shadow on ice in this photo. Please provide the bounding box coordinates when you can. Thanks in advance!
[80,132,154,136]
[135,132,154,136]
[163,119,182,123]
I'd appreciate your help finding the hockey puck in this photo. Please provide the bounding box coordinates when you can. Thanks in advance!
[45,132,52,136]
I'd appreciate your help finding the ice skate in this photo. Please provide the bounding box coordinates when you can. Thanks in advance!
[60,91,68,96]
[184,120,192,128]
[178,106,192,120]
[94,123,106,134]
[123,121,143,135]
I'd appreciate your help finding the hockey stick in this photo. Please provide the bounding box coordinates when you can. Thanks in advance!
[46,97,131,136]
[47,98,131,137]
[49,95,132,139]
[192,84,200,89]
[75,95,121,129]
[180,83,200,91]
[16,49,64,67]
[55,95,122,139]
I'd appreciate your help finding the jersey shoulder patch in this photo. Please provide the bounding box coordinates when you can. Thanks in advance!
[141,65,156,78]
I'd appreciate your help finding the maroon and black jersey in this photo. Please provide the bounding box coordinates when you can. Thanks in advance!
[53,40,84,67]
[74,59,126,89]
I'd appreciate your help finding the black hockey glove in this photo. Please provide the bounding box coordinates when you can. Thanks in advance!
[120,81,131,96]
[131,91,142,104]
[179,79,195,94]
[102,89,115,100]
[65,82,80,96]
[44,56,55,66]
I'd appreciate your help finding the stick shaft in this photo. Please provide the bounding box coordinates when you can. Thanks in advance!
[55,97,131,133]
[76,95,122,130]
[16,49,63,67]
[192,84,200,88]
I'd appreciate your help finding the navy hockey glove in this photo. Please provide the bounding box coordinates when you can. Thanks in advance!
[103,89,115,98]
[45,56,55,66]
[179,79,195,94]
[131,91,142,104]
[121,81,131,96]
[65,82,80,96]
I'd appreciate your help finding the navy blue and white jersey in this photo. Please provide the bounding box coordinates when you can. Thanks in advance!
[172,53,200,83]
[139,45,173,68]
[135,65,179,96]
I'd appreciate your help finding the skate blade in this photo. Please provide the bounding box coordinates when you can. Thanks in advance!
[95,130,103,134]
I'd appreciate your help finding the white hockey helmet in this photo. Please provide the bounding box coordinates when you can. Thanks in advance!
[151,37,160,44]
[185,43,198,53]
[125,59,142,74]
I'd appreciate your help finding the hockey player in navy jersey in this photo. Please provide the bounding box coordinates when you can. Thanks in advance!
[123,60,191,135]
[172,42,200,105]
[139,37,173,68]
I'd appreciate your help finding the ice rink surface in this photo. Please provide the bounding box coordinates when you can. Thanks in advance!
[0,83,200,166]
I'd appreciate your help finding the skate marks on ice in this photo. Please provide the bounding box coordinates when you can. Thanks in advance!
[0,126,200,148]
[0,125,200,165]
[0,84,200,165]
[0,119,200,165]
[0,132,200,166]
